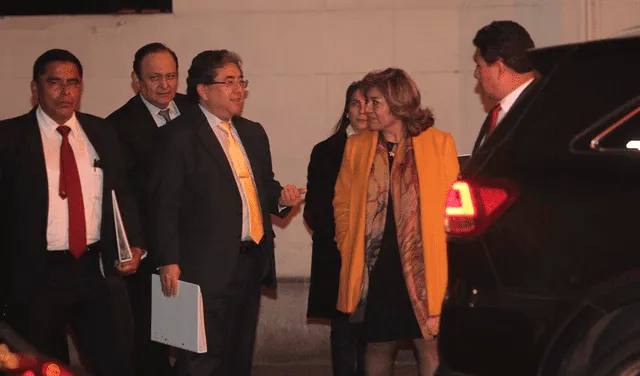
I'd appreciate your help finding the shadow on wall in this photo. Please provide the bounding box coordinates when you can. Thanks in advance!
[263,203,306,300]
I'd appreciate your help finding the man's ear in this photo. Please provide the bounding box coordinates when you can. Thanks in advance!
[196,83,208,101]
[30,81,38,106]
[131,71,140,93]
[495,58,510,76]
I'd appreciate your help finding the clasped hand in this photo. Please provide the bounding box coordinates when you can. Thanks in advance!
[278,184,306,207]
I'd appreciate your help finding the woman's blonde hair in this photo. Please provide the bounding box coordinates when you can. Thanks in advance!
[362,68,434,136]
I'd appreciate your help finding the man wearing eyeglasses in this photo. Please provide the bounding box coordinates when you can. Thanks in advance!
[149,49,305,376]
[106,42,192,376]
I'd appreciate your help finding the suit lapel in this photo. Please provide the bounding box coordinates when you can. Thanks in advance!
[472,111,492,155]
[23,110,49,213]
[78,113,105,162]
[232,118,262,181]
[77,113,112,217]
[132,95,162,135]
[193,110,237,182]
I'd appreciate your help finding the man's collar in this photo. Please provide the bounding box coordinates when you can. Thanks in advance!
[198,104,232,128]
[499,77,534,115]
[139,93,176,115]
[36,105,79,136]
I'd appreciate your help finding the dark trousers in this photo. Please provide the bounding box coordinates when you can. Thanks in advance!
[125,260,174,376]
[176,245,264,376]
[7,245,135,376]
[331,312,365,376]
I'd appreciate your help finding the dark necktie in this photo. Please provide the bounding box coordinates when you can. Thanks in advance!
[57,125,87,258]
[158,109,171,123]
[486,104,502,134]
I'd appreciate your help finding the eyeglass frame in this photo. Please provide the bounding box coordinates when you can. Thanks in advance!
[210,79,249,89]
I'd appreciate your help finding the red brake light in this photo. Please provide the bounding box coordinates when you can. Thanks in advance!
[444,179,517,236]
[43,362,62,376]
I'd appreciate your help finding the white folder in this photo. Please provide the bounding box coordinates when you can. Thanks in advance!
[112,190,132,262]
[98,191,134,277]
[151,274,207,353]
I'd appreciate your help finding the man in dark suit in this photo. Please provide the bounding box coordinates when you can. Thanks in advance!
[107,42,192,376]
[0,49,145,376]
[149,49,304,376]
[471,20,537,155]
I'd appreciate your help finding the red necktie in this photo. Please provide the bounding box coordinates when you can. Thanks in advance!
[57,126,87,258]
[487,104,502,134]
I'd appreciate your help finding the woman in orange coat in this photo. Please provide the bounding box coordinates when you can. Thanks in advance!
[333,68,459,376]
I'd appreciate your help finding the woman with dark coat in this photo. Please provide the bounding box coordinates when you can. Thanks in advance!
[304,81,368,376]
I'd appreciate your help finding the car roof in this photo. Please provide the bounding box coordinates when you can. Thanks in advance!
[528,35,640,76]
[613,24,640,38]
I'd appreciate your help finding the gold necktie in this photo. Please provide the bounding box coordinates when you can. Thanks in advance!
[220,123,264,243]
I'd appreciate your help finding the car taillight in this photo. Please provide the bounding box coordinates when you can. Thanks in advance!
[444,179,517,236]
[5,356,73,376]
[43,361,72,376]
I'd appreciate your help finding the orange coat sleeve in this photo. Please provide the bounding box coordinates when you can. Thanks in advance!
[443,133,460,189]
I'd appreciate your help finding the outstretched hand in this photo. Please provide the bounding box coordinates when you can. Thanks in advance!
[278,185,306,207]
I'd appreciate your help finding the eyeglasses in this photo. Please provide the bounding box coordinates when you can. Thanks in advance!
[211,79,249,89]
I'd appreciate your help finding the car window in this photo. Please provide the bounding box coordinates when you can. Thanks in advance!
[589,105,640,154]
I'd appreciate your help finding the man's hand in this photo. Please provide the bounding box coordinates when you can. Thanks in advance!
[278,185,306,207]
[159,264,181,297]
[115,247,144,276]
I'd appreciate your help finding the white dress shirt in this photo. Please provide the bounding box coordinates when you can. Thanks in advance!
[37,106,103,251]
[199,105,263,241]
[140,94,180,127]
[495,78,535,126]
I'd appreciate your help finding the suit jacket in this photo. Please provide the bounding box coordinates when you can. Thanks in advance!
[106,93,193,242]
[149,108,287,294]
[333,128,459,316]
[0,109,145,302]
[303,130,348,319]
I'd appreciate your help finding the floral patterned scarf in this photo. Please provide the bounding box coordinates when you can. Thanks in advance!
[351,134,439,339]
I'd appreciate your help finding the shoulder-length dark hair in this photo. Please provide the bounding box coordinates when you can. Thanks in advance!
[361,68,434,136]
[333,81,364,135]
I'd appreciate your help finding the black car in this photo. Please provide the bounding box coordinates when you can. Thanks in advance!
[437,35,640,376]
